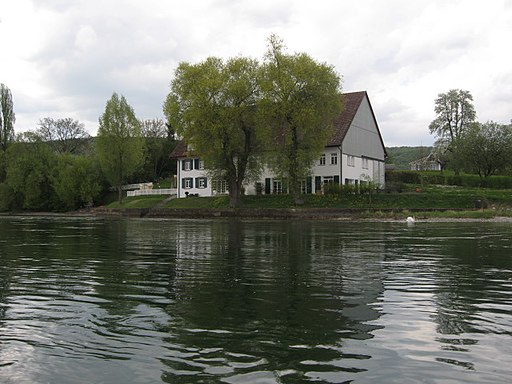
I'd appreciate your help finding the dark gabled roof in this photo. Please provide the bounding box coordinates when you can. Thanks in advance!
[327,91,366,146]
[170,91,386,158]
[328,91,387,157]
[169,140,188,158]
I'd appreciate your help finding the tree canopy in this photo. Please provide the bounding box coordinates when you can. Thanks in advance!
[36,117,91,154]
[260,35,343,204]
[429,89,476,147]
[0,84,16,152]
[96,93,144,203]
[140,118,176,181]
[456,121,512,178]
[164,35,343,206]
[164,56,263,207]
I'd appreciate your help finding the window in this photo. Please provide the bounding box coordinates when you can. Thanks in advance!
[183,178,193,189]
[198,160,204,170]
[323,176,334,185]
[347,155,355,167]
[273,180,283,194]
[212,179,228,194]
[300,180,307,194]
[330,153,338,165]
[183,159,192,171]
[319,154,326,166]
[362,157,369,169]
[196,177,207,189]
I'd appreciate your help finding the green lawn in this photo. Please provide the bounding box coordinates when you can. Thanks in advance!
[162,186,512,210]
[105,195,167,209]
[101,185,512,214]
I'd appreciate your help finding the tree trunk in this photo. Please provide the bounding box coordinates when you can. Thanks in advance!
[229,180,241,208]
[118,186,123,204]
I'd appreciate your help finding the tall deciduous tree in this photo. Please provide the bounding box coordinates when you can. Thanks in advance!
[164,56,262,207]
[0,84,16,152]
[36,117,91,154]
[429,89,476,148]
[260,35,342,204]
[96,93,144,203]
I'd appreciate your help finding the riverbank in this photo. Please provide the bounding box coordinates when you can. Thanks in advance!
[2,207,512,222]
[85,206,512,221]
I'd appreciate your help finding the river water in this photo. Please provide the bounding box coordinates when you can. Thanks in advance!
[0,216,511,383]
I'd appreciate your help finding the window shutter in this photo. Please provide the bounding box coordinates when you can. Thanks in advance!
[194,159,200,170]
[181,178,185,188]
[204,178,207,188]
[315,176,321,192]
[306,177,312,194]
[334,175,340,184]
[181,160,186,171]
[265,178,271,194]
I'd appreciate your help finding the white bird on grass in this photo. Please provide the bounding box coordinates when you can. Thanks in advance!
[406,216,415,224]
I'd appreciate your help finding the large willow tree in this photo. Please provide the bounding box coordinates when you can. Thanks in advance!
[259,35,343,204]
[164,56,262,207]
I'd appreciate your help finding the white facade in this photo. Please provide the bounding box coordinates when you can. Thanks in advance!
[172,91,386,198]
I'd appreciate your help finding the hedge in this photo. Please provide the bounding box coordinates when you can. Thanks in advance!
[385,171,512,189]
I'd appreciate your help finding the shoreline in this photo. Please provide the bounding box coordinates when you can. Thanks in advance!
[2,207,512,222]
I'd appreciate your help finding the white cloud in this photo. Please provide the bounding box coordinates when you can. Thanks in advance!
[1,0,511,145]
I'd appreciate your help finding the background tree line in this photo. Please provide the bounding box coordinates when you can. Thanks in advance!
[0,85,176,212]
[429,89,512,178]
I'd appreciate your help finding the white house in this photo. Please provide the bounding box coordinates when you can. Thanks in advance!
[409,153,442,171]
[170,91,387,198]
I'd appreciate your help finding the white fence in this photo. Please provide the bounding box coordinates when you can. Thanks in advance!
[110,183,155,192]
[127,188,177,197]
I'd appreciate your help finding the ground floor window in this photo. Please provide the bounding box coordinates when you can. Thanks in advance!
[196,177,207,189]
[183,177,193,189]
[272,180,283,194]
[212,179,228,194]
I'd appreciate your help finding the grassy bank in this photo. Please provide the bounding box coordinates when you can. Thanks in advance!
[102,185,512,219]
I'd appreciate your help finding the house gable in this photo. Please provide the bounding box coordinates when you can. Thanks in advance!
[338,92,386,161]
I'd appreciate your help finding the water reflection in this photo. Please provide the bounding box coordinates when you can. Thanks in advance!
[0,217,511,383]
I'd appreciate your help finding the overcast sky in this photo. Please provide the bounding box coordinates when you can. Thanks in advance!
[1,0,511,146]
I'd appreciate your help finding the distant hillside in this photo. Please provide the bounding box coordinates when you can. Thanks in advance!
[386,146,432,170]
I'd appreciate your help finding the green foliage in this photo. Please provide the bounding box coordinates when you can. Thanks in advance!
[0,149,5,182]
[159,185,512,210]
[386,146,432,170]
[429,89,476,145]
[53,154,102,210]
[0,182,15,211]
[0,84,16,152]
[456,121,512,178]
[140,118,176,181]
[260,35,342,203]
[164,56,263,207]
[5,141,58,210]
[387,170,512,189]
[96,93,144,203]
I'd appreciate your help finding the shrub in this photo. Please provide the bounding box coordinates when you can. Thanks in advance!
[0,182,15,211]
[386,170,421,184]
